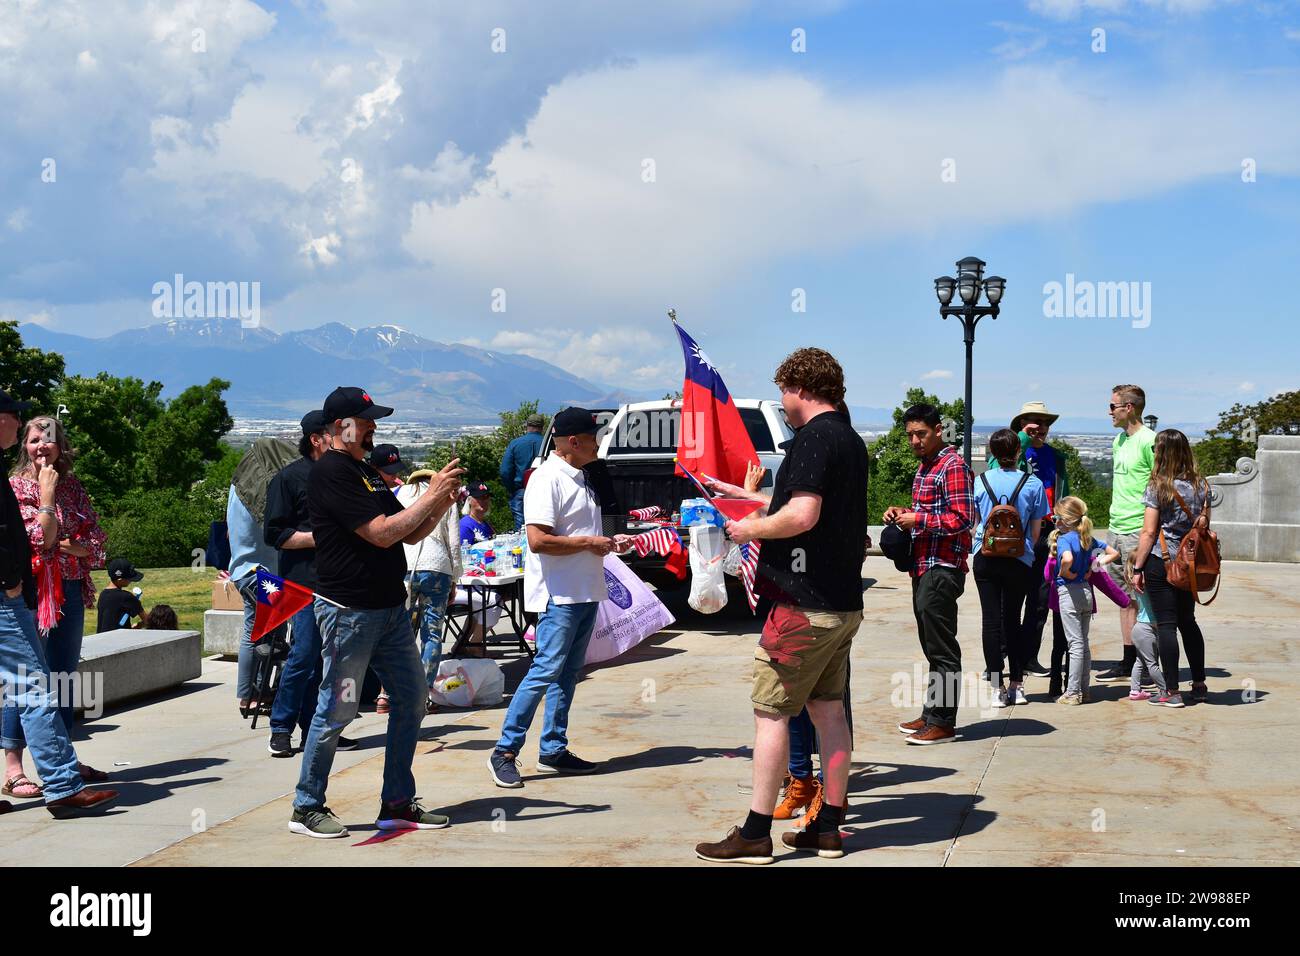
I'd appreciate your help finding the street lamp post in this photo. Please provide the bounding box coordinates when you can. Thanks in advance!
[934,256,1005,467]
[1144,414,1159,432]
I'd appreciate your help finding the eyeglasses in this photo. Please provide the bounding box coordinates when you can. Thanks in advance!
[1108,402,1132,411]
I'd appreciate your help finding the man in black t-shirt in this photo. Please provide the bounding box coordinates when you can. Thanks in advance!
[289,387,464,839]
[96,559,145,633]
[695,348,868,865]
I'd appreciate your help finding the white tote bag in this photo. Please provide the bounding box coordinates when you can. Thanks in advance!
[584,555,676,665]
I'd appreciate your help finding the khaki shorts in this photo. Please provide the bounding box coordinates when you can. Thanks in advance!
[751,603,862,717]
[1103,530,1141,599]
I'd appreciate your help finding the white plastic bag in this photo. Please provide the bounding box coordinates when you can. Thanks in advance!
[430,658,504,707]
[688,525,728,614]
[586,555,676,664]
[722,544,744,578]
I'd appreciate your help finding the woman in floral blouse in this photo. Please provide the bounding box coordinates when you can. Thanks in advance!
[1,415,109,800]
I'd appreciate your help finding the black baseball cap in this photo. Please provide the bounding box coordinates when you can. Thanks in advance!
[879,522,914,574]
[0,389,32,416]
[551,407,599,437]
[368,443,403,474]
[322,386,394,423]
[300,409,327,436]
[465,480,490,499]
[108,558,144,583]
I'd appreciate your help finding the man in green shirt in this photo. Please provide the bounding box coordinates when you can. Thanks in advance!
[1096,384,1155,683]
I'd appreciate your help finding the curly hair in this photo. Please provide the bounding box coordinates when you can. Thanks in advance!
[773,347,846,404]
[11,416,77,479]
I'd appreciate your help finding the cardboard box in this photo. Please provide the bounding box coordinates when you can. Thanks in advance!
[212,578,243,611]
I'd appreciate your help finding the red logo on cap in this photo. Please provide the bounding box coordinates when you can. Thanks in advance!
[362,392,372,403]
[389,453,397,462]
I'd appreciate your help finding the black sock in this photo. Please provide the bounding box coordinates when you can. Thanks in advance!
[1122,644,1137,668]
[818,803,844,834]
[740,810,773,840]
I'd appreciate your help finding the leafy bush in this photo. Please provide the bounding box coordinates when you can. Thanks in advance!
[101,488,215,568]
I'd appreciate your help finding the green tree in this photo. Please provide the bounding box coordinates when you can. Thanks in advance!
[52,373,166,505]
[1054,437,1110,528]
[140,378,234,490]
[1194,390,1300,477]
[100,487,215,568]
[494,399,548,446]
[0,320,65,410]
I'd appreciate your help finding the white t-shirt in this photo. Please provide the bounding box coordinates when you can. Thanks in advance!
[523,452,605,612]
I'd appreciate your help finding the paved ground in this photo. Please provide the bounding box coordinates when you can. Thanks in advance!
[5,557,1298,867]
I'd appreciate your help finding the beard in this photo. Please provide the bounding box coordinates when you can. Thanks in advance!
[361,431,376,451]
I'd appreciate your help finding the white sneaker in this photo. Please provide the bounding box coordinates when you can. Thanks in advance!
[990,686,1008,708]
[1010,685,1028,705]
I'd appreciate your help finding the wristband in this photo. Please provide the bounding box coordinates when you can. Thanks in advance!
[38,506,57,516]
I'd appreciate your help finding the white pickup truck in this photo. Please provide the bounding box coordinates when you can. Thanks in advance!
[526,398,793,590]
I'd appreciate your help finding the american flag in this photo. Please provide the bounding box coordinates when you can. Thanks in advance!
[627,505,664,521]
[739,541,761,612]
[631,526,682,558]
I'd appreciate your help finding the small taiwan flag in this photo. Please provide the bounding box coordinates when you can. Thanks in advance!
[250,567,314,643]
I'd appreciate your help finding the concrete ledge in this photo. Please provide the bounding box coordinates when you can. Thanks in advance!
[77,628,202,711]
[204,609,243,658]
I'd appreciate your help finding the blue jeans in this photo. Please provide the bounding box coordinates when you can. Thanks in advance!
[236,573,286,700]
[410,571,454,689]
[0,595,83,801]
[509,490,525,531]
[294,600,426,811]
[269,603,322,737]
[495,599,598,758]
[2,578,85,748]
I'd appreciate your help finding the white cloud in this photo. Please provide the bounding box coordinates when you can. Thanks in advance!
[76,49,96,70]
[1238,381,1255,392]
[7,208,29,232]
[921,369,954,380]
[1027,0,1227,18]
[483,326,670,387]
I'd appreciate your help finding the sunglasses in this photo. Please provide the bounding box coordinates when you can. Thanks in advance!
[1108,402,1132,411]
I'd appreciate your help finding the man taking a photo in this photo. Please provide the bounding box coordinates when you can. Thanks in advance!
[289,387,463,838]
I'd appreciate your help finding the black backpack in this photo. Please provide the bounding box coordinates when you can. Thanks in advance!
[980,472,1030,559]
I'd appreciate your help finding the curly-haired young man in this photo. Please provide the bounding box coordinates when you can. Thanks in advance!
[694,347,869,863]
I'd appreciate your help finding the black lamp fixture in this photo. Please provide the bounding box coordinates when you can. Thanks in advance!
[933,256,1006,466]
[1144,414,1158,432]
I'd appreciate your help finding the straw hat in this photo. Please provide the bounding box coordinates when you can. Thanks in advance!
[1010,400,1060,432]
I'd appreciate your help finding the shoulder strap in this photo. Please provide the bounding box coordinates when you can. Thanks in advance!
[980,473,995,501]
[1011,470,1030,504]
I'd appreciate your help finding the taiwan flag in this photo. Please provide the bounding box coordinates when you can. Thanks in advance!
[673,321,759,489]
[250,567,315,643]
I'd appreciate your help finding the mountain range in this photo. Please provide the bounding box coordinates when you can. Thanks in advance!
[19,318,655,422]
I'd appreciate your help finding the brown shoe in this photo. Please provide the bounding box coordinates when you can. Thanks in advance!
[695,826,774,865]
[376,694,390,715]
[897,716,927,735]
[773,774,821,821]
[781,827,843,858]
[45,788,119,819]
[905,724,956,745]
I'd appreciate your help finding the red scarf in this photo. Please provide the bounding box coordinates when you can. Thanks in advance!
[31,551,64,634]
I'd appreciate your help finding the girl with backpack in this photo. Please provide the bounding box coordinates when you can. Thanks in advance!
[1131,430,1213,705]
[1050,496,1120,704]
[973,429,1050,707]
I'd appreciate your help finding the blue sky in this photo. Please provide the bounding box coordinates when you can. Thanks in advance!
[2,0,1298,427]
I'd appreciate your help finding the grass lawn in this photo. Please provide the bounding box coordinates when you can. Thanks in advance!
[85,566,221,636]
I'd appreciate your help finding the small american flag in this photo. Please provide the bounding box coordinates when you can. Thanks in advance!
[631,526,682,558]
[628,505,664,521]
[739,541,761,612]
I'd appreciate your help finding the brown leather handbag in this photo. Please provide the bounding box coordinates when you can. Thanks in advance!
[1159,481,1221,605]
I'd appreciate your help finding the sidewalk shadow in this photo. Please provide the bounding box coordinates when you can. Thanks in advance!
[84,756,229,810]
[601,744,753,774]
[847,762,957,794]
[957,717,1055,742]
[844,792,993,851]
[344,795,611,828]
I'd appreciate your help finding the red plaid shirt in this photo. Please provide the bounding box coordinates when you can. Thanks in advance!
[909,445,975,576]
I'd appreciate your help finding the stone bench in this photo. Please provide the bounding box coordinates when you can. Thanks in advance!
[75,628,202,714]
[204,609,243,658]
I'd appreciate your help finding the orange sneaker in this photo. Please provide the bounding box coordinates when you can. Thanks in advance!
[774,774,822,821]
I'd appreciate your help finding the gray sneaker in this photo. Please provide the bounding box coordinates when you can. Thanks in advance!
[288,805,349,839]
[376,798,450,830]
[489,751,523,788]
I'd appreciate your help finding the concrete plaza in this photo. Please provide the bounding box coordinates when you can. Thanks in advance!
[4,557,1297,867]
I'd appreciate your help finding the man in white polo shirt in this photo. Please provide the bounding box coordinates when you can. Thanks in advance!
[488,407,630,788]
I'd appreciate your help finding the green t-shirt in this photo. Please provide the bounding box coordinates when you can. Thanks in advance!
[1110,426,1155,534]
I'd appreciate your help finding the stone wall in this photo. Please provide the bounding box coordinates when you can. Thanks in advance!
[1208,434,1300,562]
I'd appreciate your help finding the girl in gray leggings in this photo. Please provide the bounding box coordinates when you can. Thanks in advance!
[1050,497,1118,704]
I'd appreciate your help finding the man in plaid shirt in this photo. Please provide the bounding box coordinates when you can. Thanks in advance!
[884,403,975,745]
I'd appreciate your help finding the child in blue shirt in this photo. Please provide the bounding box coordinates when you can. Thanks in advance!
[1128,591,1178,705]
[1049,496,1118,704]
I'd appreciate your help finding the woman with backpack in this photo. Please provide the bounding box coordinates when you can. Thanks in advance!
[1131,429,1212,705]
[973,429,1050,707]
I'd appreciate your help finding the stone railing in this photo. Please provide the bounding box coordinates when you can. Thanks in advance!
[1207,435,1300,562]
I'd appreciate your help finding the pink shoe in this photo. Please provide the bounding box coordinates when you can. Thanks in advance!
[1128,690,1152,701]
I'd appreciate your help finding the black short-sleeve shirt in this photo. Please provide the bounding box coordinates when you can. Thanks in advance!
[308,449,407,609]
[757,409,869,611]
[97,587,143,633]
